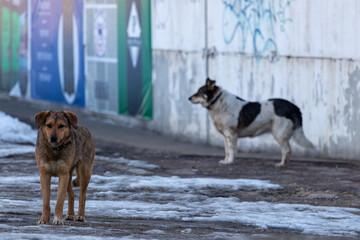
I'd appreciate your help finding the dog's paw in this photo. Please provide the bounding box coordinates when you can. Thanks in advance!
[37,219,50,225]
[76,215,85,222]
[275,162,287,168]
[65,214,76,221]
[52,216,64,225]
[219,159,233,165]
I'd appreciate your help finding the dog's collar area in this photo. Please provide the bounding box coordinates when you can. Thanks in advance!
[206,92,223,110]
[51,141,72,151]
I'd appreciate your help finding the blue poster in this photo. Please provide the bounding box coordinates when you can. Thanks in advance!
[31,0,84,107]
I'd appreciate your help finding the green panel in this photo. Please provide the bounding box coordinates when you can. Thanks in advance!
[1,7,11,73]
[140,0,152,119]
[11,11,20,72]
[118,0,128,115]
[118,0,152,119]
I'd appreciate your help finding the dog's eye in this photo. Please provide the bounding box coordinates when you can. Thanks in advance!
[58,124,65,129]
[46,124,52,128]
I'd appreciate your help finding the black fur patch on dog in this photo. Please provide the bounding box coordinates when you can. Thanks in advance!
[238,102,261,128]
[269,98,302,129]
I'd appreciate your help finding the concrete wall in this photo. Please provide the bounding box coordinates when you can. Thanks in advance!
[151,0,360,160]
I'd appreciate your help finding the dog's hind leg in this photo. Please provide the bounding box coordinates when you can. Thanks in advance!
[72,167,80,187]
[272,118,293,167]
[76,164,92,222]
[275,141,291,167]
[65,170,76,221]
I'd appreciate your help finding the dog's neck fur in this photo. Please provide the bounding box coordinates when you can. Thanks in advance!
[206,92,223,110]
[205,88,223,110]
[51,141,72,151]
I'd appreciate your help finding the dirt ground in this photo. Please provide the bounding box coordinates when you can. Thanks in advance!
[97,140,360,209]
[1,140,359,240]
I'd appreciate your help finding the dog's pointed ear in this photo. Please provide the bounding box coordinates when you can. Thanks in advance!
[62,111,78,129]
[206,78,216,89]
[35,111,51,129]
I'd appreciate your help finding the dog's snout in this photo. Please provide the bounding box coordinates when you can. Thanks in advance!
[50,135,58,143]
[188,96,192,101]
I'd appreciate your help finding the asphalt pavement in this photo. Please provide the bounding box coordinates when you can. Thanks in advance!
[0,93,226,158]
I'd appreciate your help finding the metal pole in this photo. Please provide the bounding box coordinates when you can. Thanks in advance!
[204,0,210,145]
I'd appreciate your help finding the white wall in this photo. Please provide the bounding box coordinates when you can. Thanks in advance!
[151,0,360,160]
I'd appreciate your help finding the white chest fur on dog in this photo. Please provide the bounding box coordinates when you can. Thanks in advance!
[189,78,314,167]
[40,159,66,176]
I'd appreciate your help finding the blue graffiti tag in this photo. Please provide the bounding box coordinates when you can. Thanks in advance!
[222,0,294,58]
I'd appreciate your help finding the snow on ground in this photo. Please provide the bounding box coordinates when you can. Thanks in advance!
[0,230,135,240]
[90,174,282,191]
[84,198,360,237]
[96,156,159,170]
[0,143,35,158]
[0,111,37,145]
[0,111,36,158]
[0,159,359,237]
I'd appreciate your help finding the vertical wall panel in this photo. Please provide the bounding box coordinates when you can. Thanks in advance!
[31,0,85,107]
[118,0,152,118]
[85,0,118,113]
[151,0,207,142]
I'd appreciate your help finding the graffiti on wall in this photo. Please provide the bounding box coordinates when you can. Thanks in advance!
[222,0,294,58]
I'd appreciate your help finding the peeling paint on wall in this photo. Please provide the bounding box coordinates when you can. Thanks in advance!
[344,67,360,141]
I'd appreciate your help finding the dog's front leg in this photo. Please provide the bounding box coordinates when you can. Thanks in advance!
[53,174,69,225]
[38,174,51,224]
[219,135,237,165]
[227,135,237,164]
[219,136,229,164]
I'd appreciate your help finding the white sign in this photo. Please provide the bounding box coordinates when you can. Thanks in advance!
[127,2,141,68]
[127,2,141,38]
[94,11,108,57]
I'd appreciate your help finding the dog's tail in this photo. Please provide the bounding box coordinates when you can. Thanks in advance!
[293,127,314,149]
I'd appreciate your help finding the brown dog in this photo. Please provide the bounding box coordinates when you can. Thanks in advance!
[35,110,95,225]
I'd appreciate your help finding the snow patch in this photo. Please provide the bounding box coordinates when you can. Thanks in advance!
[96,156,160,170]
[144,229,165,234]
[0,111,37,145]
[1,198,359,237]
[90,175,282,191]
[0,144,35,157]
[0,232,131,240]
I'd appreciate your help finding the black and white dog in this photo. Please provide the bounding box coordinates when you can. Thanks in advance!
[189,78,314,167]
